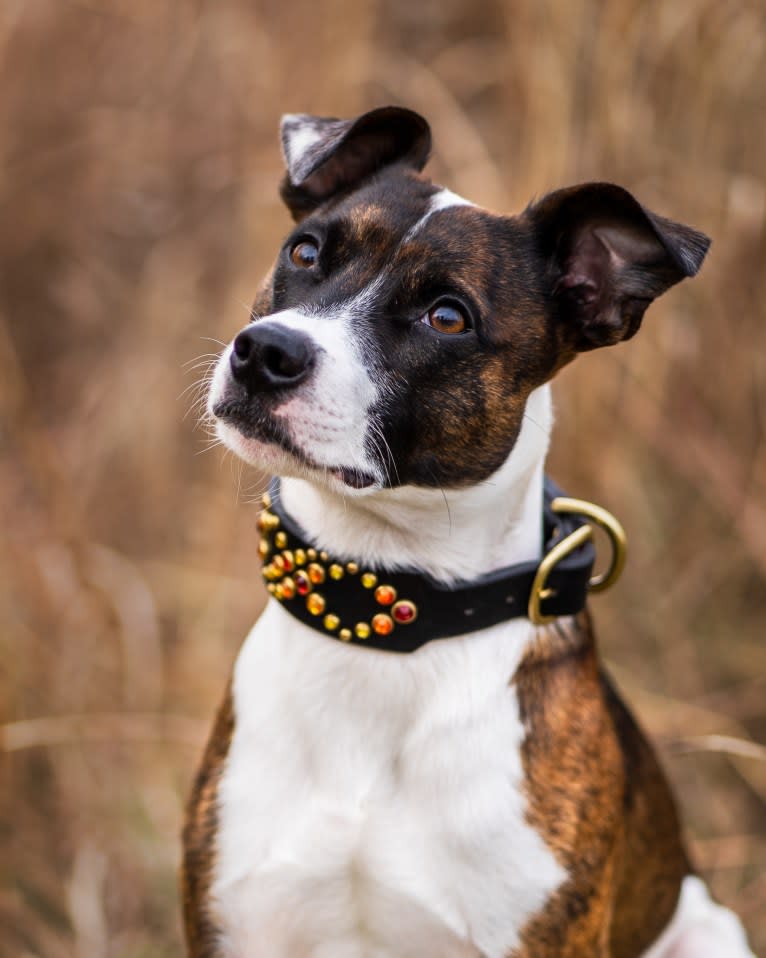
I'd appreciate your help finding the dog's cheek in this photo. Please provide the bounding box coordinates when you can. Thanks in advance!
[381,355,528,488]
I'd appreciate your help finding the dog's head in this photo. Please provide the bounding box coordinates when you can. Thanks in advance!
[208,107,709,492]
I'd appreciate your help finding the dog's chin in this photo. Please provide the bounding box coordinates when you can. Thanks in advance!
[214,421,381,493]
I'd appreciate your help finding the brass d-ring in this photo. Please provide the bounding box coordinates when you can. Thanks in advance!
[551,497,628,592]
[527,524,594,626]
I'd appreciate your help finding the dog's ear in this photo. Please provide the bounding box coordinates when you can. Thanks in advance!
[279,107,431,221]
[529,183,710,351]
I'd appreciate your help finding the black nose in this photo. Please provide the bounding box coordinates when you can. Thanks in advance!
[230,323,316,394]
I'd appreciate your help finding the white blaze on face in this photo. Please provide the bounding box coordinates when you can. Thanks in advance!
[404,187,475,242]
[208,286,383,486]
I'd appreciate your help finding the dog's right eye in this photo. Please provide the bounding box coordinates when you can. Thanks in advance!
[290,240,320,269]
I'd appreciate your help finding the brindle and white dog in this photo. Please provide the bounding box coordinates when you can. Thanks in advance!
[182,107,755,958]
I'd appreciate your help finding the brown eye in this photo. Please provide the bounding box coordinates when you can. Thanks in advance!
[290,240,319,269]
[421,302,469,335]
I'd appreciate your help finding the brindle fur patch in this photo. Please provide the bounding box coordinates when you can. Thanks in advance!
[512,614,688,957]
[182,685,234,958]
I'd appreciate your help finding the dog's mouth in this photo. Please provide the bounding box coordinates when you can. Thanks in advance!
[328,466,377,489]
[212,398,378,490]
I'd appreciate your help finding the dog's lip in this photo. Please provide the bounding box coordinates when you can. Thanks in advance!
[329,467,377,489]
[213,398,379,490]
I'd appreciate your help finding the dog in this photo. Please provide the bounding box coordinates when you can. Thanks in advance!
[182,107,756,958]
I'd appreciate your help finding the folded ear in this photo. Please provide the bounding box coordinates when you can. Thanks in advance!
[279,106,431,221]
[529,183,711,350]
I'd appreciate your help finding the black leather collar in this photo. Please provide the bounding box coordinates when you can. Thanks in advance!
[257,477,598,653]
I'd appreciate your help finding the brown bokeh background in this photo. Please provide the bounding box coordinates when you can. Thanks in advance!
[1,1,765,955]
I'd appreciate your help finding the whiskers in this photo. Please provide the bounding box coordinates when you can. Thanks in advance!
[368,418,398,488]
[179,343,223,441]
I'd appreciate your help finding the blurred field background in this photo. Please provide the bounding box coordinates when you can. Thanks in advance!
[1,0,765,955]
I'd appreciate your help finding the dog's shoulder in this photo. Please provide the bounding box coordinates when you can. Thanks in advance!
[513,615,687,957]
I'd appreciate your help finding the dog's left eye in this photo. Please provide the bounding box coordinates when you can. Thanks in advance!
[290,240,320,269]
[420,302,470,335]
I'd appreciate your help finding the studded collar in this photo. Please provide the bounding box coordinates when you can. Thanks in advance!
[258,477,612,653]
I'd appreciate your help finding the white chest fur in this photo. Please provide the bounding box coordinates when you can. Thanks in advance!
[211,601,566,958]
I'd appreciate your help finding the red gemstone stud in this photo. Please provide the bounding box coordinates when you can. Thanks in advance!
[294,570,312,596]
[391,600,417,625]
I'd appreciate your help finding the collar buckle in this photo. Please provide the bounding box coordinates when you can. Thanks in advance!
[528,497,628,626]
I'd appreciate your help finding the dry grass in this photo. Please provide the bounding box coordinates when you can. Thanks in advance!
[1,1,764,954]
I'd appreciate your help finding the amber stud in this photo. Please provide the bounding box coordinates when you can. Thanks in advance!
[306,593,326,616]
[374,584,397,606]
[308,563,326,585]
[281,577,296,600]
[371,613,394,636]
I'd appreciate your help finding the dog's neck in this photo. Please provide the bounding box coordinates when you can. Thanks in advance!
[279,386,553,584]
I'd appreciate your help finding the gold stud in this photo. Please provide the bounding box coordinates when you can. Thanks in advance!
[266,583,276,594]
[371,613,394,635]
[361,572,378,589]
[346,561,359,575]
[264,564,282,581]
[272,555,286,572]
[354,622,371,639]
[295,548,307,565]
[329,563,344,580]
[339,628,352,641]
[275,531,288,549]
[306,593,326,616]
[259,537,271,558]
[261,491,272,509]
[323,613,340,631]
[320,550,329,562]
[274,584,285,600]
[308,563,325,585]
[258,511,280,532]
[307,548,317,560]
